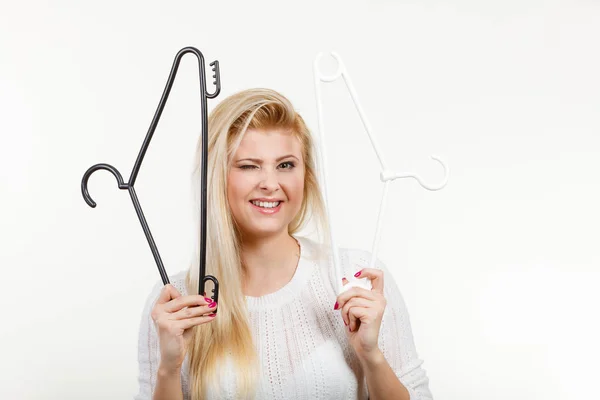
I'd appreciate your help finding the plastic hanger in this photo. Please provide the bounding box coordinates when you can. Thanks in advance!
[313,51,449,295]
[81,46,221,306]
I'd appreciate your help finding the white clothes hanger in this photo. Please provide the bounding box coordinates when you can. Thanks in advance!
[312,51,450,295]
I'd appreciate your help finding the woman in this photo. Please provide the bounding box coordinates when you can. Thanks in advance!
[134,88,433,400]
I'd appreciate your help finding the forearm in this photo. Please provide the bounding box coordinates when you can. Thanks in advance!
[362,350,410,400]
[153,364,184,400]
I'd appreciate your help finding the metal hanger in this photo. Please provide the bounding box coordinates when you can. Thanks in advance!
[81,46,221,306]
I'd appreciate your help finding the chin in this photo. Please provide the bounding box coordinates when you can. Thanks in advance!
[244,224,288,238]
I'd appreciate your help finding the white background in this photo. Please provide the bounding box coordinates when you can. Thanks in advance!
[1,1,599,399]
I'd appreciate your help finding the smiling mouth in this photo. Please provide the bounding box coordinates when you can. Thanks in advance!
[250,200,282,209]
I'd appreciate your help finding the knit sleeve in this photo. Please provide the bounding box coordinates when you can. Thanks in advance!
[133,280,163,400]
[349,250,434,400]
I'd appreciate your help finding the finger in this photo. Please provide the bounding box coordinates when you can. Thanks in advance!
[156,284,181,305]
[353,268,384,294]
[177,313,217,331]
[334,277,350,311]
[348,306,358,332]
[164,294,211,313]
[171,301,218,320]
[341,297,372,327]
[336,287,376,310]
[339,277,349,325]
[348,306,369,332]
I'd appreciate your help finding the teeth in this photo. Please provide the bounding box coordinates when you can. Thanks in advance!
[251,200,280,208]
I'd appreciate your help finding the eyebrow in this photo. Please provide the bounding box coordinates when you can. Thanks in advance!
[235,155,300,163]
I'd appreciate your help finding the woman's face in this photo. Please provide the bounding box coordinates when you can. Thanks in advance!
[227,128,305,239]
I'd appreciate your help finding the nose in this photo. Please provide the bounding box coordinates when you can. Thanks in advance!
[258,168,280,192]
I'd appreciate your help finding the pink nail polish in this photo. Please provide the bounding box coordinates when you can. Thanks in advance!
[209,302,217,308]
[354,271,362,277]
[334,302,339,310]
[204,297,212,303]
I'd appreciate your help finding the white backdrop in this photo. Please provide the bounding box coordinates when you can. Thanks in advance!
[1,1,599,399]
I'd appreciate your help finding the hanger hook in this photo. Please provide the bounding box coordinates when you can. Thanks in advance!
[81,163,127,207]
[314,51,345,82]
[206,60,221,99]
[380,155,449,191]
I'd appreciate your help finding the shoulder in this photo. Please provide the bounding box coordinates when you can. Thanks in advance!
[295,235,383,267]
[340,246,380,266]
[294,235,397,291]
[293,234,392,273]
[337,246,404,303]
[338,246,392,277]
[294,234,330,264]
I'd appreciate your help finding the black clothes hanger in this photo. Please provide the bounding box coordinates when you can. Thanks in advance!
[81,46,221,307]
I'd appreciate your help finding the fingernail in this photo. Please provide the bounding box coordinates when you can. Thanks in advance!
[334,302,339,310]
[208,313,217,317]
[343,320,348,326]
[354,271,362,277]
[349,326,352,332]
[204,297,212,303]
[209,302,217,308]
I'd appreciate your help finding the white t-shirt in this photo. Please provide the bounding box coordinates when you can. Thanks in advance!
[134,235,433,399]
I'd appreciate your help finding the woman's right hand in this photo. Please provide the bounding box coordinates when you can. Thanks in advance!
[151,284,218,371]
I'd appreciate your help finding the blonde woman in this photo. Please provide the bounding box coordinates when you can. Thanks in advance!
[134,88,433,400]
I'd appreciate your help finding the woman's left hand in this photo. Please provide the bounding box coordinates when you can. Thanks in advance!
[334,268,387,362]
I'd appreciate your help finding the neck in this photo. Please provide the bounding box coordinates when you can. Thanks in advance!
[240,231,299,282]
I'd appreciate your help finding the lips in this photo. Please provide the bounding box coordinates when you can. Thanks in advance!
[250,199,281,207]
[249,200,282,214]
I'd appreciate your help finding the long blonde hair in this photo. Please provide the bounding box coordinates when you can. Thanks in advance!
[184,88,330,399]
